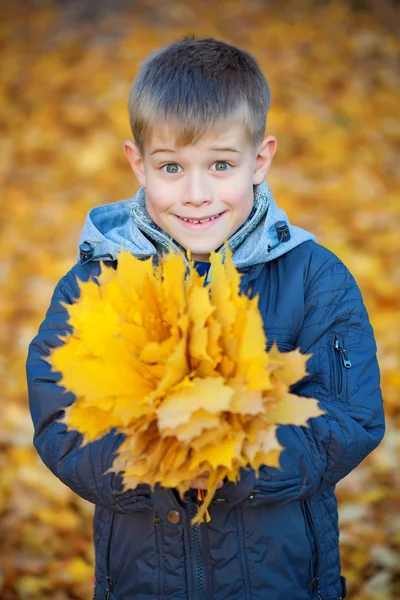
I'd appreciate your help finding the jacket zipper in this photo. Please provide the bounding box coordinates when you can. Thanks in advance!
[333,336,352,401]
[304,501,325,600]
[313,579,325,600]
[189,503,207,600]
[105,514,116,600]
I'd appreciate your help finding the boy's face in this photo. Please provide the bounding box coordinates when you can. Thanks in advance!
[124,123,276,261]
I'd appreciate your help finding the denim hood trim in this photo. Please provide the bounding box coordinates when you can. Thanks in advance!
[77,181,316,269]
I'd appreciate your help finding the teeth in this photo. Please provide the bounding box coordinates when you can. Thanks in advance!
[180,213,221,224]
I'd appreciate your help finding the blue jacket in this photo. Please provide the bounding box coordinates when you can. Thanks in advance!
[27,182,384,600]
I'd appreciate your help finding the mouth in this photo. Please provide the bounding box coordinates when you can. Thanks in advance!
[174,211,227,229]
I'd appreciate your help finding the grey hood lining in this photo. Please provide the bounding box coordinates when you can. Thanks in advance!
[77,181,316,269]
[127,184,270,260]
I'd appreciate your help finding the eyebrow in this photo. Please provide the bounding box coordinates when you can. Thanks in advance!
[150,148,177,155]
[150,146,241,156]
[209,146,242,153]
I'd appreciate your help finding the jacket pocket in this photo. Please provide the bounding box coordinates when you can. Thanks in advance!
[330,334,352,402]
[103,511,162,599]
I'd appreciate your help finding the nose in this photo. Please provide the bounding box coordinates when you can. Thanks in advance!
[182,171,213,207]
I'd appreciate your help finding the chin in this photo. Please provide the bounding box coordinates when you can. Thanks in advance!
[187,245,217,255]
[187,250,212,258]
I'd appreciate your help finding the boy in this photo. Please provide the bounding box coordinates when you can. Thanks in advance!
[27,37,384,600]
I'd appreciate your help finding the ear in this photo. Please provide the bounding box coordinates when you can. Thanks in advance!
[123,140,146,186]
[252,135,277,185]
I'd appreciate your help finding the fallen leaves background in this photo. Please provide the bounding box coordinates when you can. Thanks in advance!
[0,0,399,598]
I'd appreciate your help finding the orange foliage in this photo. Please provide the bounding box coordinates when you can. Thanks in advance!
[0,1,399,598]
[48,249,322,524]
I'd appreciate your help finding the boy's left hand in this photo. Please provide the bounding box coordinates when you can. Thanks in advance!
[190,471,224,490]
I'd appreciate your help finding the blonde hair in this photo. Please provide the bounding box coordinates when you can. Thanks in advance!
[129,36,271,154]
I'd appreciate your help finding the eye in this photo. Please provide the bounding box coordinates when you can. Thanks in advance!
[213,161,229,172]
[162,163,182,174]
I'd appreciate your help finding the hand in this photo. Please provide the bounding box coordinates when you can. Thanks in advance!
[190,471,224,490]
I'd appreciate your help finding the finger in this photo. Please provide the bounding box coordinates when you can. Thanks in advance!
[190,478,224,490]
[190,478,208,489]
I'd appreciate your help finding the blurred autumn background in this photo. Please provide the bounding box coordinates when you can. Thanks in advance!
[0,0,399,598]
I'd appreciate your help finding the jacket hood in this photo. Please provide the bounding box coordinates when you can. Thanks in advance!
[77,181,316,269]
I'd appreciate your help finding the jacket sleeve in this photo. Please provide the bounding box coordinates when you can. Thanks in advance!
[26,267,153,514]
[251,258,385,504]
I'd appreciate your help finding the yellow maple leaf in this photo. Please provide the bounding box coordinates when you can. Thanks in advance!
[48,248,323,524]
[164,408,221,443]
[266,393,324,426]
[157,377,234,431]
[269,344,311,387]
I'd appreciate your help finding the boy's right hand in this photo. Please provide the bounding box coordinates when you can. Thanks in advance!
[190,471,224,490]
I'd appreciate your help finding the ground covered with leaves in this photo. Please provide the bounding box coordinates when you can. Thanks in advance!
[0,0,399,598]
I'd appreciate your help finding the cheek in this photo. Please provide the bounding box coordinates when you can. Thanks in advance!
[223,187,254,221]
[143,164,177,212]
[221,168,253,202]
[145,184,175,216]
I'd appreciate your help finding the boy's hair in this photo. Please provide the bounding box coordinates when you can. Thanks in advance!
[129,36,271,154]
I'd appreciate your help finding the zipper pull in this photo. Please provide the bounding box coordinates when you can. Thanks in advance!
[105,576,112,600]
[334,337,352,369]
[312,577,325,599]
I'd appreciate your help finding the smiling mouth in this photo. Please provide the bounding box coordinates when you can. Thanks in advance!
[176,211,225,224]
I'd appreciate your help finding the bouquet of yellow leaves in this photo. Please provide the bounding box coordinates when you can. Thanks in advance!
[49,249,323,524]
